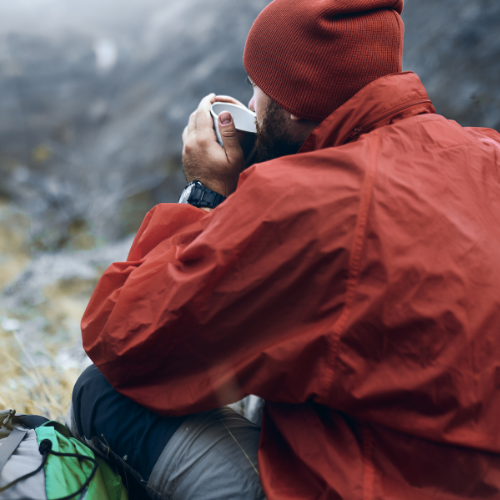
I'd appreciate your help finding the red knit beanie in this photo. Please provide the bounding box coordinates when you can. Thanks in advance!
[243,0,405,122]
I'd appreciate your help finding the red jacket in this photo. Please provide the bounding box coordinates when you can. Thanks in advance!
[82,72,500,499]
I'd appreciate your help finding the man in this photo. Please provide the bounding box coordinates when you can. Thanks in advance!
[70,0,500,499]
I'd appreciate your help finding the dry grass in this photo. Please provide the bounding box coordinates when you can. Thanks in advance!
[0,199,96,421]
[0,327,80,421]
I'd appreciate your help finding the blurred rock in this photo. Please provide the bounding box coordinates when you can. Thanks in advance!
[402,0,500,131]
[2,235,133,311]
[0,232,133,373]
[0,0,269,248]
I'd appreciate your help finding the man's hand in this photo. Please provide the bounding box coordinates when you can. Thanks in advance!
[182,94,246,198]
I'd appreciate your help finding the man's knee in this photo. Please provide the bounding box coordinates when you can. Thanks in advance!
[74,364,109,398]
[70,364,113,441]
[67,364,185,481]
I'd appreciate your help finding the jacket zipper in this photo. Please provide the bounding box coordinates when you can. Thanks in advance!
[348,98,432,139]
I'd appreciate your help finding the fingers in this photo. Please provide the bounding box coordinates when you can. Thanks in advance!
[201,93,216,108]
[194,94,218,144]
[219,112,244,169]
[183,93,221,163]
[182,112,196,148]
[188,111,196,133]
[195,94,216,131]
[185,94,216,138]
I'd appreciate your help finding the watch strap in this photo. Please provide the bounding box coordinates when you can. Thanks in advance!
[179,181,226,209]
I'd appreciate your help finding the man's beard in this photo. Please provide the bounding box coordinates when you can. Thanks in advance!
[252,100,305,164]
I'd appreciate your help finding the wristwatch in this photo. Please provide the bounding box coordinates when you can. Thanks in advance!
[178,180,226,209]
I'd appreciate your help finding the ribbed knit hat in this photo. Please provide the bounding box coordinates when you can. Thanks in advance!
[243,0,405,122]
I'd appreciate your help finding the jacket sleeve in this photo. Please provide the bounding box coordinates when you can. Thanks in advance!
[82,157,361,415]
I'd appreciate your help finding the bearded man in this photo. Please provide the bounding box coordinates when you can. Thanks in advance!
[69,0,500,499]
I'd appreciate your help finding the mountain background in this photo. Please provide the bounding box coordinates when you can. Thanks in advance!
[0,0,499,418]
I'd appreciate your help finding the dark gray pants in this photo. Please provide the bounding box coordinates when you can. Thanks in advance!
[67,365,265,500]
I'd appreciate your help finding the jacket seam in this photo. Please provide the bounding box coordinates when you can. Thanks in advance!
[325,133,381,401]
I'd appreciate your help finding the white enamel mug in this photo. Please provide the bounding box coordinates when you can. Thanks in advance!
[210,102,257,146]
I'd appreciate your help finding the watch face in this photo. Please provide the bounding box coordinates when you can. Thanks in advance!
[178,184,194,204]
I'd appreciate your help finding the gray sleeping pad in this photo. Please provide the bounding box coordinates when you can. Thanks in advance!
[0,410,46,500]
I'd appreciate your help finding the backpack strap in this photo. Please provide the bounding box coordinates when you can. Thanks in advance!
[14,414,49,430]
[0,428,28,475]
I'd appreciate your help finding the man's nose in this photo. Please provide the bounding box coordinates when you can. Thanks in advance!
[248,96,255,112]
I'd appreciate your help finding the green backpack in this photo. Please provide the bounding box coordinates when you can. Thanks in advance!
[0,409,127,500]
